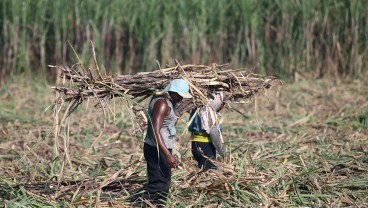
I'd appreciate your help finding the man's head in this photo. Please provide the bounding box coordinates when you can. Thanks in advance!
[209,92,226,112]
[164,79,192,102]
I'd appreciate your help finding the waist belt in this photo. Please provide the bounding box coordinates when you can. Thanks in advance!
[191,131,210,143]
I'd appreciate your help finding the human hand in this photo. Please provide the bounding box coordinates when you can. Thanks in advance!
[166,154,178,168]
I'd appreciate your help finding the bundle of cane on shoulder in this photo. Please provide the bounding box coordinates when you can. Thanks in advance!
[52,62,279,118]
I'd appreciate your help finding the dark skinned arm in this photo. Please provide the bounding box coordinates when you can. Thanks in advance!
[152,99,178,168]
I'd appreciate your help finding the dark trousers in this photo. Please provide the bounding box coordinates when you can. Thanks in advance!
[143,143,172,204]
[191,141,217,170]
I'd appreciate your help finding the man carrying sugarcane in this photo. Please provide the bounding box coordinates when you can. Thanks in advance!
[131,79,192,206]
[189,92,226,170]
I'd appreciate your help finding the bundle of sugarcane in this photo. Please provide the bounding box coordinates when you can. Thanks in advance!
[52,62,279,117]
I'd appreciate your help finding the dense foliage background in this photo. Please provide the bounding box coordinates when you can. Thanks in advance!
[1,0,367,83]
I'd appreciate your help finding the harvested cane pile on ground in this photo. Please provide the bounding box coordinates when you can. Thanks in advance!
[1,72,367,207]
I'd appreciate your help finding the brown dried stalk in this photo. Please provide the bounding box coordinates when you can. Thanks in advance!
[52,63,279,118]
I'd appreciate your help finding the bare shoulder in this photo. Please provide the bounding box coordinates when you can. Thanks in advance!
[153,98,170,111]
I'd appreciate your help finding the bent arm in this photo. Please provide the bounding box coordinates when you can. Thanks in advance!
[210,125,225,155]
[152,99,178,168]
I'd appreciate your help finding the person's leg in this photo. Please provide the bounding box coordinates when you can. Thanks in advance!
[208,142,217,158]
[191,141,203,167]
[191,141,216,170]
[143,143,171,205]
[202,142,216,169]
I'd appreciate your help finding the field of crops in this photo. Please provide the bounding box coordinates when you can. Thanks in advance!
[1,0,368,207]
[0,76,367,207]
[1,0,368,81]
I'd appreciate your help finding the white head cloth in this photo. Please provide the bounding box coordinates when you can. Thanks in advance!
[199,92,225,134]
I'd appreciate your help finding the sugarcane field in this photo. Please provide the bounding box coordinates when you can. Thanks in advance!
[0,1,368,207]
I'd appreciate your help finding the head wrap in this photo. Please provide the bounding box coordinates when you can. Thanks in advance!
[209,92,225,111]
